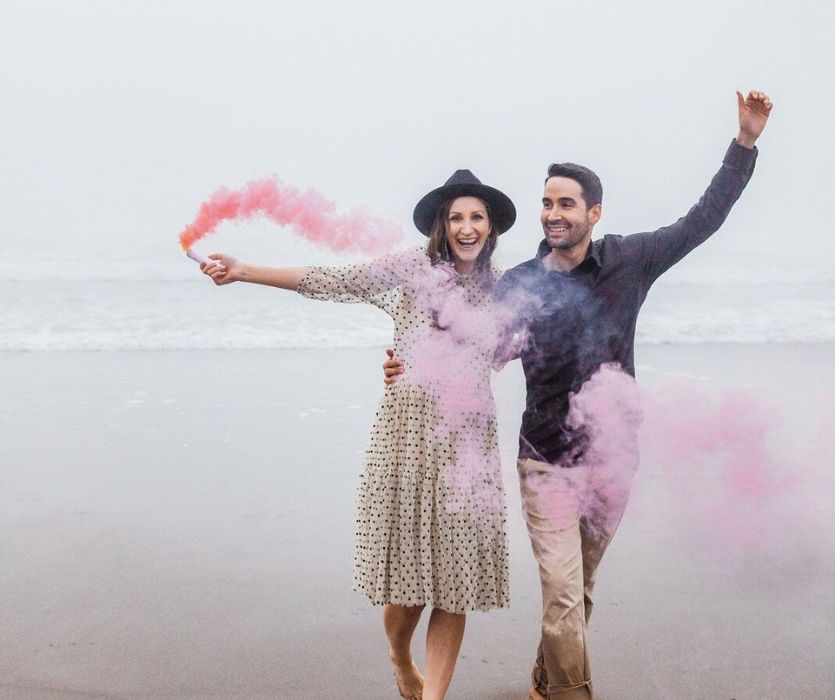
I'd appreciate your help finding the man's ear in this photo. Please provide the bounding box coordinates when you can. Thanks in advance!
[589,204,602,225]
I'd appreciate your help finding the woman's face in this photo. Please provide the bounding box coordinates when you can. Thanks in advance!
[445,196,491,272]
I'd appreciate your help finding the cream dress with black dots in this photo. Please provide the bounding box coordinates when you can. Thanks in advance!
[297,246,509,614]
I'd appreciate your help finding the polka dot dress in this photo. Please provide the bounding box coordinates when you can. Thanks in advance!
[297,247,509,613]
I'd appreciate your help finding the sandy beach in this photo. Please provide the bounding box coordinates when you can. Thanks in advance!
[1,344,833,699]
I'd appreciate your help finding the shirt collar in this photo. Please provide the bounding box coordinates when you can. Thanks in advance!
[535,238,602,271]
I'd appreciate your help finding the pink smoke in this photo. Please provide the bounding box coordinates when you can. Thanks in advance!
[643,380,784,498]
[564,363,643,537]
[377,278,821,552]
[394,262,503,515]
[178,177,404,254]
[553,365,796,549]
[639,377,790,547]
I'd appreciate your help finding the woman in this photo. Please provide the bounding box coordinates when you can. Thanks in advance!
[199,169,516,700]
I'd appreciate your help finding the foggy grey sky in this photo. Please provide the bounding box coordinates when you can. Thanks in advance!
[1,0,832,279]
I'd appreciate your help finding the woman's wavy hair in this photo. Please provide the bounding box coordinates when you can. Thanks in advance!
[425,198,499,290]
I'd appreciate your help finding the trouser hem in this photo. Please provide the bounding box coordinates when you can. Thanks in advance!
[546,679,592,699]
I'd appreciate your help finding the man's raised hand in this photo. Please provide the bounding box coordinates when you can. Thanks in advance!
[736,90,773,148]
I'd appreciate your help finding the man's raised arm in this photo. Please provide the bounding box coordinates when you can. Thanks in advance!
[637,90,773,281]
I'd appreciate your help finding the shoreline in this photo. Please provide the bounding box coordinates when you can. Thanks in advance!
[1,339,834,352]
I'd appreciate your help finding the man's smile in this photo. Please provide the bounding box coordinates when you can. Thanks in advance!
[546,223,570,233]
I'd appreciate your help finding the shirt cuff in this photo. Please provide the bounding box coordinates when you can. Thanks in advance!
[723,138,758,170]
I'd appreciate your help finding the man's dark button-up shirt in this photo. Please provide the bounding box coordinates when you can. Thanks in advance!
[494,140,758,465]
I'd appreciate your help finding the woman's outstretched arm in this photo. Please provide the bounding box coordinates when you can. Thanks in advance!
[200,253,308,290]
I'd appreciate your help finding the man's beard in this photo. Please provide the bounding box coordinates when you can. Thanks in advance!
[543,221,589,250]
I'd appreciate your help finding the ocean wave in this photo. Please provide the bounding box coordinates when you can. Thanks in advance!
[4,250,835,285]
[1,279,834,350]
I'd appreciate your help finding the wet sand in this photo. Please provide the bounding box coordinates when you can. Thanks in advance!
[1,345,833,699]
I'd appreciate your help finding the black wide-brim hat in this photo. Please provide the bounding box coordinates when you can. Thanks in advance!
[413,169,516,236]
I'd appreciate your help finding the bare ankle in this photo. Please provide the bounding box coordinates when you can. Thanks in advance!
[389,645,414,666]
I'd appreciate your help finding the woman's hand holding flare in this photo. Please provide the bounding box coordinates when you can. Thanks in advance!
[200,254,238,285]
[197,254,308,290]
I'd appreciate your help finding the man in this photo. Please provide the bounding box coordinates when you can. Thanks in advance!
[385,90,773,699]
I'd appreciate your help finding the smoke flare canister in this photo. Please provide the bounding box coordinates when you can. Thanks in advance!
[185,249,224,269]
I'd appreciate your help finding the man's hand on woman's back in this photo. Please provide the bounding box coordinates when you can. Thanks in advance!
[383,348,404,385]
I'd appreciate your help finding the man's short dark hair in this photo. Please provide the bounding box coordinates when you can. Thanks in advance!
[545,163,603,208]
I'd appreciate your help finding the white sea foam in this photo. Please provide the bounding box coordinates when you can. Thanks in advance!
[1,277,833,351]
[5,246,835,285]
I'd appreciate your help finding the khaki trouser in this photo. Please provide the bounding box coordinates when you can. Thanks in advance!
[517,456,635,700]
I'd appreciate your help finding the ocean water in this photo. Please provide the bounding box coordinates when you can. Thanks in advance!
[2,256,833,350]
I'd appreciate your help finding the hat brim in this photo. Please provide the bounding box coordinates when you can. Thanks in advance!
[412,183,516,236]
